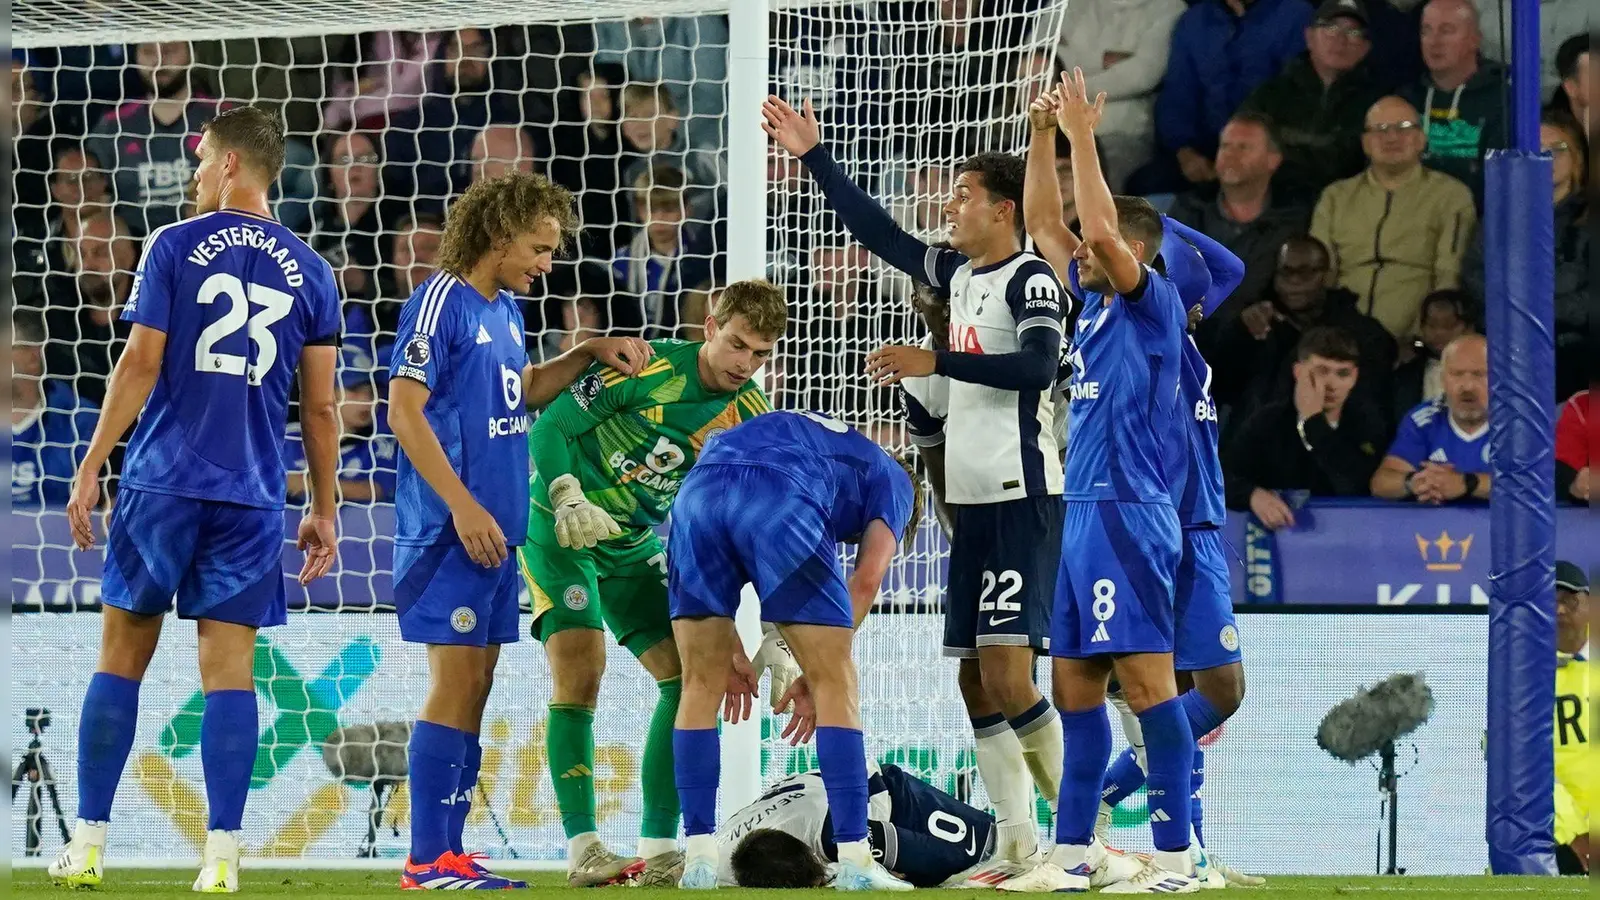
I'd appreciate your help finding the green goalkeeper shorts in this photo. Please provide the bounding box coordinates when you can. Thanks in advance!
[518,503,672,658]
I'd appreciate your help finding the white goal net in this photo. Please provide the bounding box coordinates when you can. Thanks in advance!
[10,0,1069,865]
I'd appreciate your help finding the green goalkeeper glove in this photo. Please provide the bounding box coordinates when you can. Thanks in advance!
[549,473,622,549]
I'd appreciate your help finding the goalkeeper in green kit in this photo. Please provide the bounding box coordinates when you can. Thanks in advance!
[520,280,795,886]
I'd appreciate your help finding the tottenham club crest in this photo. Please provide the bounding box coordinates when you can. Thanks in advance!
[564,585,590,611]
[451,606,477,634]
[404,335,431,367]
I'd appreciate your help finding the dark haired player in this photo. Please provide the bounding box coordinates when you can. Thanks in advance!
[765,95,1070,864]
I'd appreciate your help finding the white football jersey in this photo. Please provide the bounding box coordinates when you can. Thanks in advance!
[715,769,893,886]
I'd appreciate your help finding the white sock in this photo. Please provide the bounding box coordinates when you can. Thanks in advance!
[1015,707,1063,805]
[836,838,873,867]
[1153,849,1193,876]
[568,831,601,862]
[685,834,717,861]
[1048,842,1087,870]
[74,819,108,845]
[638,837,677,858]
[973,724,1032,828]
[1108,693,1147,773]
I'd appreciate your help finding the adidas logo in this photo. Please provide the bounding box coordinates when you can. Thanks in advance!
[559,764,593,779]
[1150,809,1171,823]
[1428,448,1448,463]
[476,324,493,344]
[1090,623,1110,643]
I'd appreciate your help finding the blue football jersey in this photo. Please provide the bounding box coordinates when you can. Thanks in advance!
[13,381,100,509]
[119,210,341,509]
[1062,264,1187,503]
[699,410,915,544]
[1387,399,1491,474]
[1157,224,1227,529]
[389,272,531,547]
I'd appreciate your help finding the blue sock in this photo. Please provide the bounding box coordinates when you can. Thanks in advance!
[673,728,720,836]
[201,690,259,832]
[1099,747,1146,808]
[1190,749,1205,847]
[409,721,467,863]
[815,727,869,844]
[76,673,141,822]
[1137,697,1194,853]
[1055,706,1111,847]
[449,733,482,854]
[1179,690,1225,741]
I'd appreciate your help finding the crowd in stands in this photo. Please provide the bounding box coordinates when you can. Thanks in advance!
[9,0,1592,527]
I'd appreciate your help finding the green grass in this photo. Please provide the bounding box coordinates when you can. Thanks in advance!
[7,870,1587,899]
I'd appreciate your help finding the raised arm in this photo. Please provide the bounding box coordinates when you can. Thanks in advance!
[1023,90,1080,277]
[524,336,653,410]
[1164,218,1244,314]
[1057,69,1142,296]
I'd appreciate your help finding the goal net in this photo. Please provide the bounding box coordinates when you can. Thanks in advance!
[10,0,1070,865]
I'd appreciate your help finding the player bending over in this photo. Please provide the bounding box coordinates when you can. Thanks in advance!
[718,763,995,888]
[386,171,651,890]
[1002,71,1199,894]
[53,106,342,893]
[519,280,786,887]
[766,96,1069,864]
[1020,88,1263,889]
[668,410,922,891]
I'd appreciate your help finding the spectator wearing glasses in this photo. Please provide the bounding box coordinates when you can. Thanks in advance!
[16,147,113,306]
[1237,0,1387,205]
[1399,0,1507,209]
[1391,288,1473,416]
[310,131,385,303]
[1310,95,1475,341]
[1555,389,1590,505]
[1371,333,1490,503]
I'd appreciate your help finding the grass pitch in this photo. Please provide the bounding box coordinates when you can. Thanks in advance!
[8,869,1585,899]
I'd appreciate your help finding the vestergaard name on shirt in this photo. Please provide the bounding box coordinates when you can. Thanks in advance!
[186,224,307,287]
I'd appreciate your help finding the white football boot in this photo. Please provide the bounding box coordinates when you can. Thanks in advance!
[1100,853,1200,894]
[49,819,107,888]
[192,830,242,893]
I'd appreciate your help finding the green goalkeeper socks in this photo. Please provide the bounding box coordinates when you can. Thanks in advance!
[640,677,683,840]
[547,704,597,839]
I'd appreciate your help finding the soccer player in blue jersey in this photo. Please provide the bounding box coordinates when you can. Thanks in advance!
[384,171,651,890]
[1371,333,1491,503]
[53,106,344,893]
[667,410,922,891]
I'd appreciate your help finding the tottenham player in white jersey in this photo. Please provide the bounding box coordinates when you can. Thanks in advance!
[765,96,1070,862]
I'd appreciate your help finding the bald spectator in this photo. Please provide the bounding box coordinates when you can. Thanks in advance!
[1555,389,1590,504]
[1371,333,1491,502]
[469,123,539,183]
[42,211,138,404]
[1238,0,1387,204]
[1551,35,1590,130]
[1310,95,1476,340]
[1399,0,1508,207]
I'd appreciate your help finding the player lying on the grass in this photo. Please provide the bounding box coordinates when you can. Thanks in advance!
[668,410,923,891]
[385,171,653,891]
[519,281,787,887]
[765,95,1068,865]
[1000,70,1199,894]
[53,105,343,894]
[1019,87,1264,890]
[717,763,995,888]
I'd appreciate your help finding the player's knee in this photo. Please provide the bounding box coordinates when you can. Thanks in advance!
[1193,665,1245,720]
[976,656,1037,715]
[97,608,163,681]
[956,659,995,715]
[547,629,606,705]
[730,829,829,888]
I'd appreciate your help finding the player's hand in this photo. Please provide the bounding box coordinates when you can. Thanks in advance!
[865,345,937,386]
[548,473,622,550]
[761,95,821,158]
[775,675,817,746]
[1239,301,1279,340]
[1055,68,1106,137]
[753,627,802,713]
[723,650,759,724]
[583,336,654,376]
[296,513,340,585]
[1027,89,1059,132]
[1248,487,1295,531]
[66,465,101,551]
[452,498,508,568]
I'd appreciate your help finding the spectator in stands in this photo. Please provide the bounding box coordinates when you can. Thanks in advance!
[369,210,444,341]
[11,309,101,509]
[311,131,385,303]
[593,16,729,153]
[1223,325,1388,529]
[892,159,954,245]
[1474,0,1589,102]
[286,359,397,506]
[1054,0,1186,191]
[1463,110,1589,401]
[769,8,881,170]
[766,141,819,286]
[556,298,607,355]
[1399,0,1507,208]
[323,31,442,131]
[1354,0,1425,91]
[1238,0,1388,205]
[85,41,219,236]
[469,123,539,183]
[880,0,1015,153]
[1392,288,1473,415]
[1209,235,1395,418]
[1134,0,1312,195]
[1310,95,1475,340]
[618,82,721,221]
[1555,389,1590,504]
[545,62,630,258]
[1551,559,1591,875]
[17,147,113,305]
[42,211,136,404]
[1550,35,1590,129]
[1171,113,1310,321]
[610,165,719,339]
[13,54,62,247]
[796,241,907,433]
[1371,333,1490,502]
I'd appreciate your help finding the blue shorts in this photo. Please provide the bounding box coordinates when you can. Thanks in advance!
[393,542,521,646]
[1173,527,1242,672]
[668,464,851,629]
[102,488,286,628]
[1051,500,1181,658]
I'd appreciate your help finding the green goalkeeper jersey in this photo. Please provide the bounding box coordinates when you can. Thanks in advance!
[527,338,772,531]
